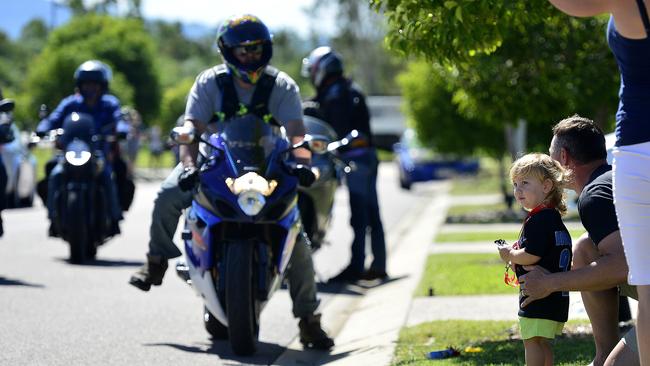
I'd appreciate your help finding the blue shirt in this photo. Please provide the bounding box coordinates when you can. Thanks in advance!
[607,9,650,146]
[37,93,129,136]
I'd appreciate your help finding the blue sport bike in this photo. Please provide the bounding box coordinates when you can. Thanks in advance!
[171,113,355,355]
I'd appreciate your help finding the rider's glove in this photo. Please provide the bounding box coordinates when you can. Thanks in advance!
[293,164,317,188]
[178,166,199,191]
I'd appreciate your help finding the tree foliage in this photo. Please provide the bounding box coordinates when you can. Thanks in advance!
[398,61,504,157]
[374,0,619,156]
[24,14,160,123]
[371,0,557,65]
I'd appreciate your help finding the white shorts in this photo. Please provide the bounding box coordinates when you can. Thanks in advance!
[613,141,650,285]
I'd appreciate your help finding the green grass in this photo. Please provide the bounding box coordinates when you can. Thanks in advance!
[435,229,587,243]
[32,147,54,181]
[392,320,595,365]
[377,149,395,162]
[133,149,177,169]
[415,253,518,296]
[450,157,508,196]
[446,202,509,216]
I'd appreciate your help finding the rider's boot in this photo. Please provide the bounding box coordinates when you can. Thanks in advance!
[299,313,335,350]
[128,254,168,291]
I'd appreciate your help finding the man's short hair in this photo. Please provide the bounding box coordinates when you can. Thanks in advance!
[551,115,607,164]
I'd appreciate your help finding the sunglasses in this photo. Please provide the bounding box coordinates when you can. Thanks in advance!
[233,44,264,57]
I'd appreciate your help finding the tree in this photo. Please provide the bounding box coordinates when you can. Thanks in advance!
[397,61,504,157]
[24,14,160,124]
[371,0,556,65]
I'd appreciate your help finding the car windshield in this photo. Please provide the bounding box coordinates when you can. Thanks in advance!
[220,114,281,175]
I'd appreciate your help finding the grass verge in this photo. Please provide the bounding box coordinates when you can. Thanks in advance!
[415,253,518,296]
[435,229,586,244]
[392,320,594,365]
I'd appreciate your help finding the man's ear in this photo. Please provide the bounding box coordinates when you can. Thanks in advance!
[560,147,570,167]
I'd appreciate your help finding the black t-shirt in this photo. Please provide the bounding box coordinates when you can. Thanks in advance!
[578,164,618,246]
[515,208,572,322]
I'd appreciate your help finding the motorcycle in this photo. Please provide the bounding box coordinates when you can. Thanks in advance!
[297,114,350,250]
[34,112,121,264]
[171,114,355,355]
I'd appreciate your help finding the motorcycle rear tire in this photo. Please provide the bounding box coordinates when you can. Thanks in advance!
[225,241,258,355]
[67,191,88,264]
[203,306,228,339]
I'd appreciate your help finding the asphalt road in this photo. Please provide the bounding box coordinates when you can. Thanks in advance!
[0,163,436,365]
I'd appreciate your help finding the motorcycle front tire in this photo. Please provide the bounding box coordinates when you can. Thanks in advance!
[225,241,258,356]
[67,191,88,264]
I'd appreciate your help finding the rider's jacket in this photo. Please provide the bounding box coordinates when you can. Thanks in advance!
[313,77,372,147]
[37,93,129,141]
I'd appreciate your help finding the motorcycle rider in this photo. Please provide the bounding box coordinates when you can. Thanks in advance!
[128,14,334,350]
[302,47,388,282]
[0,88,16,236]
[37,60,129,236]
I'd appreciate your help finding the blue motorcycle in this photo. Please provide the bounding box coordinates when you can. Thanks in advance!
[172,114,353,355]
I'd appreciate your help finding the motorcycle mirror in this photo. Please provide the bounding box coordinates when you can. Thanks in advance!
[306,134,330,155]
[170,126,195,145]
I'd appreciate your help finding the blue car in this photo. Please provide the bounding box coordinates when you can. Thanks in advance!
[393,129,479,190]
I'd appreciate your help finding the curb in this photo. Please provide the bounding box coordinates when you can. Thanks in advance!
[273,182,452,365]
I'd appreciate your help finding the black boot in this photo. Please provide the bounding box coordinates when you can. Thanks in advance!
[129,254,168,291]
[299,313,334,350]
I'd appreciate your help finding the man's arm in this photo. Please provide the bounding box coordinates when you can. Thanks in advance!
[520,230,628,307]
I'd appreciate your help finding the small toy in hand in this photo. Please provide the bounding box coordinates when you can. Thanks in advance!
[495,239,519,287]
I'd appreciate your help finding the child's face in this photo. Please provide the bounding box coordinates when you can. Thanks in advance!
[512,175,552,210]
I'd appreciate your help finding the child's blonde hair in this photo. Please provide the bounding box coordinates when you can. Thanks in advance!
[510,153,569,215]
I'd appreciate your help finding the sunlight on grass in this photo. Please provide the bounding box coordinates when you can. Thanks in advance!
[447,203,509,216]
[392,320,594,366]
[415,253,518,296]
[435,229,586,243]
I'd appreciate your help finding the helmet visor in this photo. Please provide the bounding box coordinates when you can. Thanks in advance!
[233,42,264,58]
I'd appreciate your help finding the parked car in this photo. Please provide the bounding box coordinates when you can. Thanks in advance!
[393,128,479,189]
[0,124,37,208]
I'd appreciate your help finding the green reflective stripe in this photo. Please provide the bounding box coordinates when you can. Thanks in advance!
[263,114,273,123]
[214,111,226,121]
[237,103,248,116]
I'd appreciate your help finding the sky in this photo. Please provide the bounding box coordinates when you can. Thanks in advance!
[0,0,337,39]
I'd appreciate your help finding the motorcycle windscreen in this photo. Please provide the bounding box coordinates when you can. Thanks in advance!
[220,114,281,176]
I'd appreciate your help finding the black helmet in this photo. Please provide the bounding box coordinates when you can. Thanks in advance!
[301,46,343,89]
[74,60,112,90]
[216,14,273,84]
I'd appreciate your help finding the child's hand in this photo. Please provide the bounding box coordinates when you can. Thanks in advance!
[495,239,510,262]
[497,245,511,263]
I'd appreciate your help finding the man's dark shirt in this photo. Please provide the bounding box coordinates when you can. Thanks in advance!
[314,78,373,145]
[577,164,618,246]
[516,208,572,322]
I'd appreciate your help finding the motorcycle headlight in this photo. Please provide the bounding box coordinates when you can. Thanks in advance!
[237,190,266,216]
[65,139,92,166]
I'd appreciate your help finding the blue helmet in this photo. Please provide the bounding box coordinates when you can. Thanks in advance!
[301,46,343,89]
[216,14,273,84]
[74,60,112,90]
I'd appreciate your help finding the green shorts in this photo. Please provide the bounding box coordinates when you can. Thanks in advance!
[519,317,564,340]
